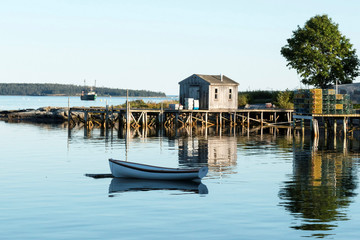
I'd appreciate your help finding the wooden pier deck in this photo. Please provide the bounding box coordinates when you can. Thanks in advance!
[66,104,360,139]
[293,113,360,137]
[67,106,294,130]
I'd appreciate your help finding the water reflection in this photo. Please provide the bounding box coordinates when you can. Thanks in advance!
[108,178,208,196]
[67,125,240,177]
[279,136,359,238]
[178,136,237,176]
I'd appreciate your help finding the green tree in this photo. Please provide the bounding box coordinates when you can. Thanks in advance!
[237,93,249,107]
[281,15,360,88]
[276,90,293,109]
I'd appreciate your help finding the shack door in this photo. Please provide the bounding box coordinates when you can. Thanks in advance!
[189,86,200,100]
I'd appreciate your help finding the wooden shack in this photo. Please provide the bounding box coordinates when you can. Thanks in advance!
[179,74,239,110]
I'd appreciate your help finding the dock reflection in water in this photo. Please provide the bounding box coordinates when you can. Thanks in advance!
[279,135,359,238]
[108,178,208,196]
[178,136,237,177]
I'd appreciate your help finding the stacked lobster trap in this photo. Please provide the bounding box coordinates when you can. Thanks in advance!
[294,89,354,115]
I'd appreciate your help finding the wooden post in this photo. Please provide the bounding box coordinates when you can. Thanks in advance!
[324,119,327,136]
[219,112,222,128]
[84,111,88,128]
[312,119,319,138]
[233,113,236,136]
[260,111,263,127]
[301,119,304,136]
[205,112,208,128]
[324,118,327,144]
[288,112,292,123]
[247,112,250,129]
[105,102,109,129]
[126,90,130,130]
[334,119,337,137]
[292,118,295,130]
[234,112,237,126]
[175,112,179,128]
[343,117,347,137]
[119,112,124,130]
[145,112,148,128]
[68,108,72,128]
[274,112,277,123]
[190,112,193,127]
[67,97,70,127]
[205,120,208,138]
[141,111,145,127]
[159,103,164,127]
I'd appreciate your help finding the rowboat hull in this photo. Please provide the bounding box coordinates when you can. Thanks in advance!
[109,159,208,180]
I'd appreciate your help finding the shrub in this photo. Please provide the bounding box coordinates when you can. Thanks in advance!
[238,94,249,107]
[276,90,294,109]
[117,100,179,109]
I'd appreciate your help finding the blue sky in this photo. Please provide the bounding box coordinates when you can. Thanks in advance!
[1,0,360,95]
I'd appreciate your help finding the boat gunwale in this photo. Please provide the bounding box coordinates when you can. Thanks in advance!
[109,159,201,174]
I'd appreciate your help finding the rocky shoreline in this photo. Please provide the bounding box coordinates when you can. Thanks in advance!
[0,107,121,128]
[0,107,70,124]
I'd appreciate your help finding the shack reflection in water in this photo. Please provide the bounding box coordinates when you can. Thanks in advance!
[279,136,359,238]
[178,136,237,176]
[108,178,208,196]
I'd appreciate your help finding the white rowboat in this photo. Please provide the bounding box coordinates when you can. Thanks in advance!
[109,159,208,181]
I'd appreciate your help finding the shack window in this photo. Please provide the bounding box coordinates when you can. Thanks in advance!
[214,88,218,100]
[229,88,232,100]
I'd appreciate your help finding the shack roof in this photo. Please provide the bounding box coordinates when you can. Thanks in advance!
[195,74,239,85]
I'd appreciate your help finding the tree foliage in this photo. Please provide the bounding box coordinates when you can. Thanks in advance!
[0,83,166,97]
[281,15,360,88]
[238,90,278,104]
[117,99,179,109]
[238,94,249,107]
[276,90,294,109]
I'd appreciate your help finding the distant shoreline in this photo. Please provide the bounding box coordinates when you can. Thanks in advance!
[0,83,166,97]
[0,94,176,98]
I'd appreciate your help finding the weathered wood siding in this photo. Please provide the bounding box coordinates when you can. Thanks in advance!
[179,74,238,110]
[209,85,238,110]
[179,75,210,109]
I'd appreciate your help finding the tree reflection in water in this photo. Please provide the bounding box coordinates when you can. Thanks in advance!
[279,135,359,238]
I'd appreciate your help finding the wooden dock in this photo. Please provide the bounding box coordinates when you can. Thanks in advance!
[67,105,360,140]
[293,113,360,138]
[3,104,358,138]
[67,106,294,130]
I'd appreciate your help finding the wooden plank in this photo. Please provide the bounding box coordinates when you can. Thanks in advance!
[192,116,215,126]
[293,115,314,120]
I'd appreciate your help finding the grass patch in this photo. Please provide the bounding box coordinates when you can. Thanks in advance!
[116,99,179,109]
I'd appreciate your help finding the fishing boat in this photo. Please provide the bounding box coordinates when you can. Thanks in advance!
[80,80,97,101]
[109,158,208,181]
[80,88,97,101]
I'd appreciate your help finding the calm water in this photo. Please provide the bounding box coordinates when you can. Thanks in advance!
[0,95,177,110]
[1,98,360,239]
